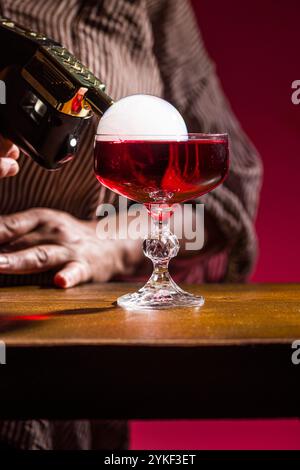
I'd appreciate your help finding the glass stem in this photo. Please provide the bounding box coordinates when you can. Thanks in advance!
[143,211,179,289]
[117,205,205,308]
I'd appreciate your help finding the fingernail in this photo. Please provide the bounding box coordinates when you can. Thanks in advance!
[0,255,9,265]
[54,274,69,288]
[61,275,70,287]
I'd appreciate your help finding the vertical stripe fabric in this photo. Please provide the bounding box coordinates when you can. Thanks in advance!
[0,0,262,448]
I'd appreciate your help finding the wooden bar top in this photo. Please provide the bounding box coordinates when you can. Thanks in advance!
[0,283,299,419]
[1,283,300,346]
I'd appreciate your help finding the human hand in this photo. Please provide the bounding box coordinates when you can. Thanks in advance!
[0,135,19,178]
[0,208,135,288]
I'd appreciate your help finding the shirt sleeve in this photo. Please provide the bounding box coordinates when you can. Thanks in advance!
[147,0,263,281]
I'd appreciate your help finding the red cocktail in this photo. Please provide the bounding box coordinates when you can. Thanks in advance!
[94,134,229,309]
[95,137,228,204]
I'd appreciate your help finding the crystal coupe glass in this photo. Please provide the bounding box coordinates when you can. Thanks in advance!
[94,133,229,309]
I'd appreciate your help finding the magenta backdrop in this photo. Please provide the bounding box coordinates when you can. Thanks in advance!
[131,0,300,449]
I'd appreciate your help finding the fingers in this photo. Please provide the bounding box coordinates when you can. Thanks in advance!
[6,143,20,160]
[0,136,19,158]
[0,244,70,274]
[0,157,19,178]
[0,209,46,244]
[3,231,54,251]
[54,261,92,288]
[0,136,20,179]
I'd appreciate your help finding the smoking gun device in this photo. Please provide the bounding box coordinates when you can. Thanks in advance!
[0,18,113,169]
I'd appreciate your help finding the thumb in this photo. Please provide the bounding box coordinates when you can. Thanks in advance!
[7,144,20,160]
[54,261,92,288]
[0,135,19,159]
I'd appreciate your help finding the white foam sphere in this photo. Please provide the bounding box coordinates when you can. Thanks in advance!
[97,94,188,140]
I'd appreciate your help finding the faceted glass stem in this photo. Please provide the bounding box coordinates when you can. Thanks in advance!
[117,208,205,310]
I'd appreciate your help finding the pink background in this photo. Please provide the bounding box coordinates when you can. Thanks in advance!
[131,0,300,449]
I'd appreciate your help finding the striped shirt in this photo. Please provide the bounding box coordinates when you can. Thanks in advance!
[0,0,262,450]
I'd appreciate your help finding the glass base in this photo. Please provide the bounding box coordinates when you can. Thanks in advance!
[117,279,205,310]
[117,213,205,311]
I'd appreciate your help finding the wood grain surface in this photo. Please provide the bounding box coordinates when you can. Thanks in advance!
[0,283,299,419]
[0,283,299,346]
